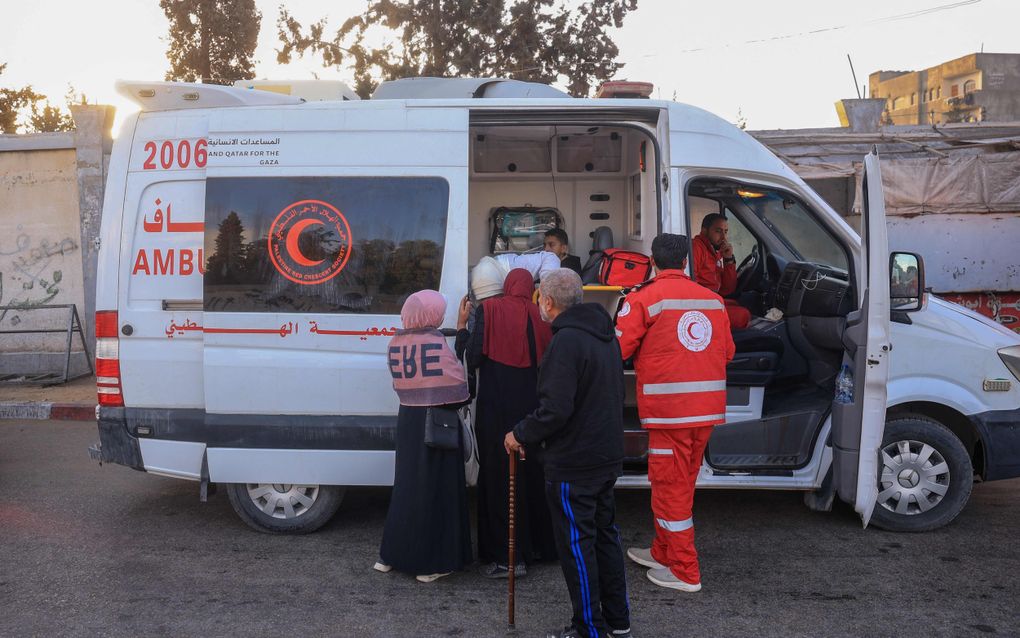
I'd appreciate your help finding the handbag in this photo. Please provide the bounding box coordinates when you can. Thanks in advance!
[599,248,652,287]
[461,407,480,486]
[424,406,462,450]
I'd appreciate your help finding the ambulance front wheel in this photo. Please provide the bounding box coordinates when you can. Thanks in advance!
[868,416,973,533]
[226,483,345,534]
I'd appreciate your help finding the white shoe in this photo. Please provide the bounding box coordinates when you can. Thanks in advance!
[373,561,392,573]
[646,567,701,592]
[416,572,451,583]
[627,547,665,570]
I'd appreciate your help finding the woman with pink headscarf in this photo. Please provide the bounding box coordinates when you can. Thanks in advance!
[375,290,472,583]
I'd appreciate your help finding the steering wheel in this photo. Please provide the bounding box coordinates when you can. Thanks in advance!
[734,244,761,295]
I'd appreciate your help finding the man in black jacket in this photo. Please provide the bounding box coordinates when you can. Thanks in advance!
[505,268,631,638]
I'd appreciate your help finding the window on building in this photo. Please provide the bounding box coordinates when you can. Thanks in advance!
[964,80,977,95]
[951,84,959,97]
[910,93,916,105]
[937,86,942,99]
[892,96,905,110]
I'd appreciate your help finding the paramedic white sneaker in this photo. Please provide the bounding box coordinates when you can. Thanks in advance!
[415,572,451,583]
[646,567,701,592]
[372,561,392,573]
[626,547,664,570]
[610,627,633,637]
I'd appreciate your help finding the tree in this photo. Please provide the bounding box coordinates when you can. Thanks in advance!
[161,0,261,85]
[277,0,638,99]
[205,211,248,283]
[0,63,43,134]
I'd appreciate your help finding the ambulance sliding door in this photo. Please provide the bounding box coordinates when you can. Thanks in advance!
[201,105,469,418]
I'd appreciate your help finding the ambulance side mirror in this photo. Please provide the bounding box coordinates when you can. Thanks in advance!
[890,251,924,312]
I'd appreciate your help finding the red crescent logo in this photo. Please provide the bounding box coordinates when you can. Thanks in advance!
[268,199,352,285]
[285,218,326,267]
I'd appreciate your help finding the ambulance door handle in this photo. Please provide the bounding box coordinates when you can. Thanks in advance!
[122,324,134,336]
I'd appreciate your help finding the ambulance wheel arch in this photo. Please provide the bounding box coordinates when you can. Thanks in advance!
[226,483,345,534]
[869,414,973,532]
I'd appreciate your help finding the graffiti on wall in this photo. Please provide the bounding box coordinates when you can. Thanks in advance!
[0,226,79,326]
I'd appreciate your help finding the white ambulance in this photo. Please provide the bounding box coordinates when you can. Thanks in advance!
[90,78,1020,535]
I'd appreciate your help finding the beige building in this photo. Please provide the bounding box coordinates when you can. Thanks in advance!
[869,53,1020,125]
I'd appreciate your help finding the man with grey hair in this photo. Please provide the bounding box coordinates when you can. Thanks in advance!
[505,268,632,638]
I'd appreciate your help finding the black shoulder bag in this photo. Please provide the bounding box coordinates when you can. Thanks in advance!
[424,406,462,450]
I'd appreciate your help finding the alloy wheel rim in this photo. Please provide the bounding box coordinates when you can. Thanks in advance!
[878,439,950,515]
[246,483,320,519]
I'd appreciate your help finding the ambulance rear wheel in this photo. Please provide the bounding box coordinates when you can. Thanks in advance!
[226,483,345,534]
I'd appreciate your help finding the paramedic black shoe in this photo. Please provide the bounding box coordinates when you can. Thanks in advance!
[646,567,701,592]
[626,547,664,570]
[481,562,527,579]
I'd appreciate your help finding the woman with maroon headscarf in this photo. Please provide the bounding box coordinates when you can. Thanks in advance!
[456,268,558,578]
[376,290,472,583]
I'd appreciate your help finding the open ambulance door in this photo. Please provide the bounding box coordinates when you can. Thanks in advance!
[831,150,892,527]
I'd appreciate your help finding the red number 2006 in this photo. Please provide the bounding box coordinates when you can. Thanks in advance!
[142,138,208,170]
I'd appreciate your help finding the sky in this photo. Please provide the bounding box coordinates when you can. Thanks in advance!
[1,0,1017,133]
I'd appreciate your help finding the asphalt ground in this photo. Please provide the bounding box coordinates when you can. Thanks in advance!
[2,420,1018,638]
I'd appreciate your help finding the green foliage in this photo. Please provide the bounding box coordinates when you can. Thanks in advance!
[161,0,261,85]
[29,102,75,133]
[0,63,44,134]
[277,0,637,99]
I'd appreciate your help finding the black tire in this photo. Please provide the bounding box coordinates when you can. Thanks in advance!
[869,415,973,533]
[226,483,345,534]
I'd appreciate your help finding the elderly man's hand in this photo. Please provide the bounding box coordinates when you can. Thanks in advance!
[504,431,525,459]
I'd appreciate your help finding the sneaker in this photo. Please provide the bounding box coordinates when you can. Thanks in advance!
[415,572,452,583]
[372,561,392,573]
[480,562,527,579]
[646,567,701,592]
[544,627,581,638]
[610,628,633,638]
[626,547,664,570]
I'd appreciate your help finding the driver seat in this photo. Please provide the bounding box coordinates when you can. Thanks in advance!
[726,328,784,386]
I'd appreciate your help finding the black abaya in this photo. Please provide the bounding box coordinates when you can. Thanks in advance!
[457,305,558,566]
[379,404,473,575]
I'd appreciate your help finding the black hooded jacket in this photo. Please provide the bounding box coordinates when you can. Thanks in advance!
[513,302,625,482]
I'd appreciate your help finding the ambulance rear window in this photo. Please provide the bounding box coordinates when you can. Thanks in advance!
[203,176,449,315]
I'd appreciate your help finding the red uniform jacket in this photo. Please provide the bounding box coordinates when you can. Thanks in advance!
[692,233,736,296]
[616,270,735,429]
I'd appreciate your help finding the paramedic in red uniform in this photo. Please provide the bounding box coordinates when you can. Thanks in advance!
[692,213,751,329]
[616,233,735,592]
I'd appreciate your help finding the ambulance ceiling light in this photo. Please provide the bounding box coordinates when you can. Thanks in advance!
[737,189,766,199]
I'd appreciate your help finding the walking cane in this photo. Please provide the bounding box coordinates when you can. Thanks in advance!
[507,450,518,632]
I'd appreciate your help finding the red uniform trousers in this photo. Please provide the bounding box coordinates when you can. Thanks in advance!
[724,300,750,330]
[648,426,713,584]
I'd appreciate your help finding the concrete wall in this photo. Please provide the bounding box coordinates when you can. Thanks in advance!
[0,106,113,379]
